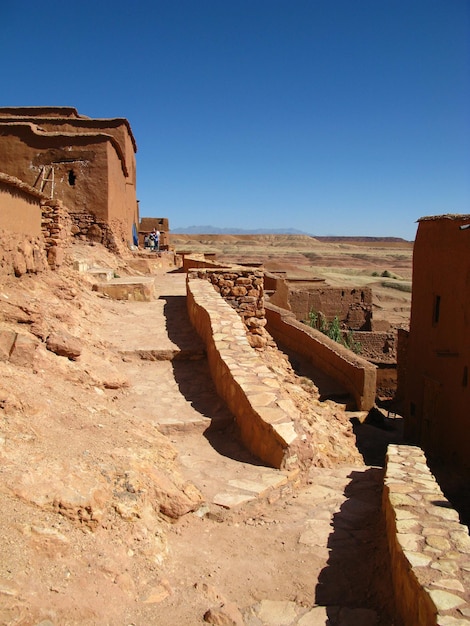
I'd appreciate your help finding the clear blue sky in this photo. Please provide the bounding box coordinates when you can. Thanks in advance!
[2,1,469,240]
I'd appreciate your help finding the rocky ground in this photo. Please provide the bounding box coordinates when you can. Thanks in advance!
[0,239,407,625]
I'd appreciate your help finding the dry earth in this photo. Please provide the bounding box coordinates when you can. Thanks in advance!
[0,236,409,625]
[170,234,413,328]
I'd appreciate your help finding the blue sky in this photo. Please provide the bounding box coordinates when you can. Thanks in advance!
[2,0,469,240]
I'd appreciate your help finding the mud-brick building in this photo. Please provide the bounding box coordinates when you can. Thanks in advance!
[0,107,139,250]
[404,214,470,476]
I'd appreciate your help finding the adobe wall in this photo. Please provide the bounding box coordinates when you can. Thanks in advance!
[0,173,42,236]
[267,274,372,330]
[288,285,373,330]
[405,215,470,476]
[0,228,48,277]
[383,444,470,625]
[0,113,139,252]
[186,273,308,470]
[0,174,73,274]
[348,330,396,362]
[265,303,376,411]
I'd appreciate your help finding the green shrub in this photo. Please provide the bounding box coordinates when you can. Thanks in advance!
[307,309,362,354]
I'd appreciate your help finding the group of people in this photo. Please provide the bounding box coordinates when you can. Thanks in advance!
[144,229,160,251]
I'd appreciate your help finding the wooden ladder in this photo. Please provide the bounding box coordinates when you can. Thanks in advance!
[39,165,55,198]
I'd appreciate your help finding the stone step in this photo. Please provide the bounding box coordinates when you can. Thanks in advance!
[92,276,156,301]
[119,347,206,361]
[87,267,115,281]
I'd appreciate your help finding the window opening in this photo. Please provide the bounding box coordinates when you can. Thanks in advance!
[433,295,441,325]
[68,169,76,186]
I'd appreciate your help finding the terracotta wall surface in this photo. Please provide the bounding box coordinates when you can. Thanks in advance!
[265,303,376,411]
[383,444,470,625]
[186,274,309,470]
[0,173,42,236]
[405,215,470,476]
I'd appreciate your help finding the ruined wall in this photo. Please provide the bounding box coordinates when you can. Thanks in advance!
[267,274,372,330]
[288,285,372,330]
[405,215,470,476]
[265,303,376,411]
[182,255,228,272]
[348,330,396,362]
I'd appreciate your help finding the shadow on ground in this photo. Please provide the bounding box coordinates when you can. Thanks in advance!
[351,412,404,467]
[315,468,402,626]
[162,295,268,467]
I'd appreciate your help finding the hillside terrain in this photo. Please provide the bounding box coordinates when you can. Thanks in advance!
[0,236,407,625]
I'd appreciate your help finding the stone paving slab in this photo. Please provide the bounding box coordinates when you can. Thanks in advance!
[97,272,293,508]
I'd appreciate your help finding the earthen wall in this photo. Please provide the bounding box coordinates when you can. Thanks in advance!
[405,215,470,476]
[0,174,42,236]
[265,303,376,411]
[0,109,139,252]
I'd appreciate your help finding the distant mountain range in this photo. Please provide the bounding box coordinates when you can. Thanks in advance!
[171,225,309,235]
[170,225,412,242]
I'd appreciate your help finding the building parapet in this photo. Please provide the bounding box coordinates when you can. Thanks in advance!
[383,444,470,625]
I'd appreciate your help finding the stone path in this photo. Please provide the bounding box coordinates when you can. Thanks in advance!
[98,271,293,509]
[96,269,400,625]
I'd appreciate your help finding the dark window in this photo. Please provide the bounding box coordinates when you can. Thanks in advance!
[433,295,441,325]
[68,169,76,186]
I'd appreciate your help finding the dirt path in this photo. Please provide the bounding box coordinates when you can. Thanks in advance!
[0,253,402,625]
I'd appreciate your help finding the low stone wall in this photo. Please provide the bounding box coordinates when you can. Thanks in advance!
[186,274,308,470]
[383,445,470,625]
[265,303,376,411]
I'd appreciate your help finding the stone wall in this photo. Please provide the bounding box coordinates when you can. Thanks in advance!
[189,267,270,348]
[70,211,121,254]
[348,330,396,362]
[268,276,372,331]
[383,444,470,625]
[186,274,308,470]
[41,199,72,269]
[265,303,376,411]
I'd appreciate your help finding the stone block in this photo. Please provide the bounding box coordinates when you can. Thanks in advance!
[92,277,156,301]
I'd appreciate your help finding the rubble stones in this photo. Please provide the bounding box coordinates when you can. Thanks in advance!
[46,330,82,360]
